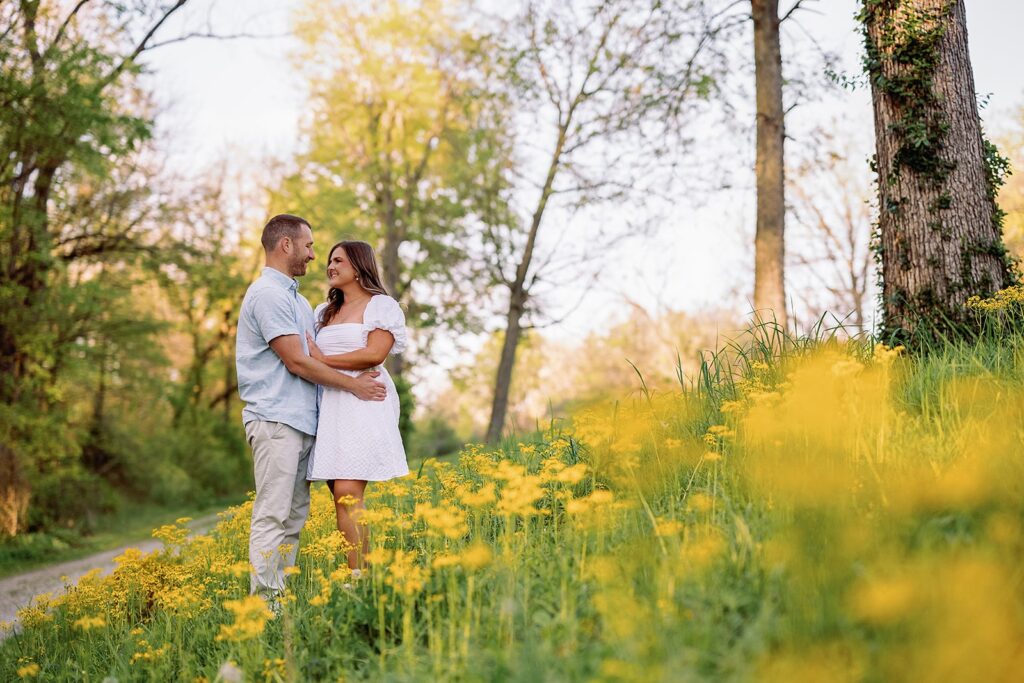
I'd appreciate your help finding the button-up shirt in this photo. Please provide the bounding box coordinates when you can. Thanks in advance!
[236,267,318,435]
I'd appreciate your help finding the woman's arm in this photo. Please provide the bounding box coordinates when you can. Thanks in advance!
[269,335,386,400]
[306,329,395,370]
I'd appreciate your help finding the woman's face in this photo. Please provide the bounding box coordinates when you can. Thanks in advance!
[326,247,359,289]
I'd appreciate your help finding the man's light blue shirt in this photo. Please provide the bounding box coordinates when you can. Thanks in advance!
[236,267,318,436]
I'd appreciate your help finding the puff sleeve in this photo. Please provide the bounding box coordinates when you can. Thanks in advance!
[363,295,408,354]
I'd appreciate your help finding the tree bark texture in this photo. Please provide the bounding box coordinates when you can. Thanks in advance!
[485,291,526,444]
[865,0,1011,339]
[752,0,788,327]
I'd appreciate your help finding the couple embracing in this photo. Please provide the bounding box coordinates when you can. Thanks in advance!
[234,214,409,605]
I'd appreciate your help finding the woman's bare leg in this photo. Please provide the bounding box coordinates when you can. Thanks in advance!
[332,479,368,570]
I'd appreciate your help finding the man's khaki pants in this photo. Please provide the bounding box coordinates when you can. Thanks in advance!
[244,420,313,598]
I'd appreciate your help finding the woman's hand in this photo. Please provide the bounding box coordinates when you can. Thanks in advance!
[306,332,327,363]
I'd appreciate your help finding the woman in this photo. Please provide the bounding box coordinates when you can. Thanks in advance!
[306,240,409,573]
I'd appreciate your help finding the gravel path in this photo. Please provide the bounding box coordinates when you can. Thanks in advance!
[0,513,221,637]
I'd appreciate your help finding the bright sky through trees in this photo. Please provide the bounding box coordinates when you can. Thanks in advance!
[142,0,1024,345]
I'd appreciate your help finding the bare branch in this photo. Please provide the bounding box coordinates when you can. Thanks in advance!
[143,29,290,51]
[780,0,819,24]
[101,0,189,90]
[48,0,91,53]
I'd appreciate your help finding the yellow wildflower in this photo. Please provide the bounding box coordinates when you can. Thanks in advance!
[16,661,40,679]
[460,544,493,571]
[654,517,684,537]
[432,553,462,569]
[73,615,106,631]
[554,463,588,484]
[847,576,917,624]
[365,548,394,566]
[459,482,497,507]
[385,549,428,596]
[687,492,714,514]
[720,400,744,414]
[496,472,546,517]
[216,595,274,642]
[872,343,905,364]
[263,658,287,682]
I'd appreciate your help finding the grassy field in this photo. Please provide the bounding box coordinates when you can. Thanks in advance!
[2,292,1023,681]
[0,499,245,579]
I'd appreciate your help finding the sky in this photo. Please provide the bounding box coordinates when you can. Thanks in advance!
[140,0,1024,396]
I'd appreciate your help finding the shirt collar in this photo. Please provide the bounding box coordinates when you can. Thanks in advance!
[262,266,298,292]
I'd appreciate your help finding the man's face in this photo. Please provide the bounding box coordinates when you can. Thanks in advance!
[287,224,315,277]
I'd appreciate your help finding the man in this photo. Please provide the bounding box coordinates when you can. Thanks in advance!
[235,214,386,604]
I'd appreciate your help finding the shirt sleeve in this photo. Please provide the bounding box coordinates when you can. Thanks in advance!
[363,296,408,354]
[251,288,301,343]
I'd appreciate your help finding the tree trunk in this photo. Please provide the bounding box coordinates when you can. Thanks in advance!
[864,0,1011,340]
[0,160,57,536]
[223,307,235,424]
[752,0,788,327]
[0,445,29,537]
[485,290,526,444]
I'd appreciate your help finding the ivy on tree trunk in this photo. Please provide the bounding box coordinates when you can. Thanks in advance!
[861,0,1014,344]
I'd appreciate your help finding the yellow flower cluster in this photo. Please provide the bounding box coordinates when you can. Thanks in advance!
[383,549,429,597]
[414,501,468,538]
[72,614,105,631]
[216,595,275,642]
[966,284,1024,311]
[130,638,170,664]
[431,543,493,571]
[16,660,40,679]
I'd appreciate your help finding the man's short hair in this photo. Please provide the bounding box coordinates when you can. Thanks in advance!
[261,214,310,252]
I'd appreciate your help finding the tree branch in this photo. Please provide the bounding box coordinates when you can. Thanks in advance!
[48,0,92,54]
[143,29,290,51]
[781,0,818,24]
[100,0,189,90]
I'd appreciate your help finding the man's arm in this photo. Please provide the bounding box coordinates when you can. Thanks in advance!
[269,335,386,401]
[305,330,394,370]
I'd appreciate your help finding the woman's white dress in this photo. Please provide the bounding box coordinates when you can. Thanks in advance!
[307,295,409,482]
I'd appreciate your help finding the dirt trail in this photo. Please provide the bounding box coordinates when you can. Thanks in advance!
[0,514,221,637]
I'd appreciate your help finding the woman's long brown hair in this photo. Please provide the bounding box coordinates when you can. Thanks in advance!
[317,241,389,330]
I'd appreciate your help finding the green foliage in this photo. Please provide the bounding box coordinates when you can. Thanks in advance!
[408,415,462,460]
[279,0,513,342]
[392,373,416,448]
[858,1,954,185]
[0,4,259,536]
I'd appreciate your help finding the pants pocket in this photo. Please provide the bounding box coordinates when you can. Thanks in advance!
[245,421,261,449]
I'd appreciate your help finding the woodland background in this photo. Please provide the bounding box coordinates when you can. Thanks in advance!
[1,0,1021,558]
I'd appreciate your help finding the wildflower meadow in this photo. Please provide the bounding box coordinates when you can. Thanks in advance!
[3,289,1024,682]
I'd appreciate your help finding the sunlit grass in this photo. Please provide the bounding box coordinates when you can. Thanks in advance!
[2,293,1023,681]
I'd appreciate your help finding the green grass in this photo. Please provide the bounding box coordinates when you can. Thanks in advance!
[3,308,1023,681]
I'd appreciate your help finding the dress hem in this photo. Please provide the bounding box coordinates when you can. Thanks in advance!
[307,471,409,483]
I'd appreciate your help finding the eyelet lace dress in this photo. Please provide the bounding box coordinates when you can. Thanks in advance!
[307,295,410,482]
